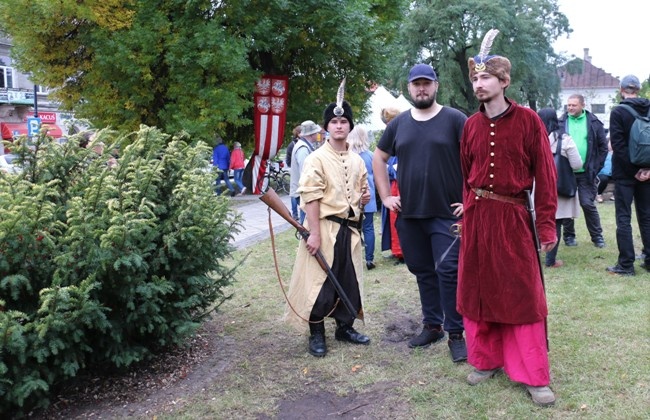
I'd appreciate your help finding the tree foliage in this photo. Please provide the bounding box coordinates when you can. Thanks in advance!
[0,128,241,414]
[395,0,571,114]
[0,0,408,145]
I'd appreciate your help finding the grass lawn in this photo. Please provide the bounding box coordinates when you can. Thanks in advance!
[168,201,648,419]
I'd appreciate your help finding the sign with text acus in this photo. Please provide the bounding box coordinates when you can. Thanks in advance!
[25,112,57,124]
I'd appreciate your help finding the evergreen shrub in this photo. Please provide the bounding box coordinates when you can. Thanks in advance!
[0,126,241,415]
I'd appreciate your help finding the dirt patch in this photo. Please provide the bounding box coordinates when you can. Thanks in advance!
[274,381,407,419]
[34,321,226,419]
[32,305,422,419]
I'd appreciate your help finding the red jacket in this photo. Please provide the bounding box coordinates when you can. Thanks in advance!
[458,101,557,325]
[230,148,245,170]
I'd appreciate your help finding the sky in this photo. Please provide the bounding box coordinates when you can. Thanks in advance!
[553,0,648,81]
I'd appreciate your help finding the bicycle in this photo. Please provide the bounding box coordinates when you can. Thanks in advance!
[258,159,291,194]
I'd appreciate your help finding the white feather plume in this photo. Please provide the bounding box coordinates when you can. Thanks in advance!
[334,78,346,116]
[477,29,500,62]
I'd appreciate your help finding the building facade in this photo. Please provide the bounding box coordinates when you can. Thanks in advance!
[0,35,69,145]
[558,48,620,132]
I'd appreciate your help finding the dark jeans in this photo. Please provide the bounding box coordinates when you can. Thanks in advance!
[614,179,650,269]
[216,170,235,195]
[563,173,604,243]
[597,174,610,195]
[362,212,375,263]
[545,218,569,266]
[395,216,463,333]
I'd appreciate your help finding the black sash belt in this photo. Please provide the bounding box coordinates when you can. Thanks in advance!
[326,215,362,230]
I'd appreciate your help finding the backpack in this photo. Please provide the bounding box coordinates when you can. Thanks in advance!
[618,104,650,167]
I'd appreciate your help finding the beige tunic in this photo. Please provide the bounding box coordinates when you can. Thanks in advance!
[284,141,369,332]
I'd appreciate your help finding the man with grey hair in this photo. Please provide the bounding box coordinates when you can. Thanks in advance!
[607,75,650,275]
[558,94,608,248]
[290,120,322,223]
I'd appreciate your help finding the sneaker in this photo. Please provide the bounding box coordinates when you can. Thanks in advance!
[526,385,556,407]
[593,238,606,248]
[640,262,650,273]
[606,265,635,276]
[467,368,500,385]
[408,325,445,348]
[448,335,467,362]
[596,194,603,203]
[545,260,564,268]
[564,238,577,247]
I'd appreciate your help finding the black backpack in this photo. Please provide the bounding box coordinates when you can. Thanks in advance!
[617,104,650,167]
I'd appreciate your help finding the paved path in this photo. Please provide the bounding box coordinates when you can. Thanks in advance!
[229,193,294,249]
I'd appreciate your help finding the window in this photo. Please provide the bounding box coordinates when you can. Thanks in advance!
[0,66,14,88]
[591,104,606,114]
[36,85,50,94]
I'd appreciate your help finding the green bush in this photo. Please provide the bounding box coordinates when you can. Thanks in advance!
[0,126,241,415]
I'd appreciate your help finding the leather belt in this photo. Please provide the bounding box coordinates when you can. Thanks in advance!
[326,215,362,230]
[471,187,526,206]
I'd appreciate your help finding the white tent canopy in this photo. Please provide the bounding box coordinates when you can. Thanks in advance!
[358,86,412,133]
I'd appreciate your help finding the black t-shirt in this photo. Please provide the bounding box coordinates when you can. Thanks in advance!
[377,107,466,218]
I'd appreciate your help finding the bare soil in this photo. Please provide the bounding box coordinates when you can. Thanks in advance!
[32,311,421,419]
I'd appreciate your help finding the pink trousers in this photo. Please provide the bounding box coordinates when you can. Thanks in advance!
[464,317,550,386]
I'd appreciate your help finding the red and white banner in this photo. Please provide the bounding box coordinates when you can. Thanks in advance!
[247,75,288,194]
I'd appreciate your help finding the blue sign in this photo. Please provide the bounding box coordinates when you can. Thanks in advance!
[27,117,41,137]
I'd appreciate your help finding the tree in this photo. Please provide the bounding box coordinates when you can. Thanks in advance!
[395,0,571,114]
[0,0,408,145]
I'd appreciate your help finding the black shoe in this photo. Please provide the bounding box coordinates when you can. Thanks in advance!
[408,325,445,348]
[335,325,370,345]
[564,238,577,247]
[366,261,376,270]
[308,331,327,357]
[448,334,468,363]
[593,238,606,248]
[606,265,635,276]
[394,257,405,265]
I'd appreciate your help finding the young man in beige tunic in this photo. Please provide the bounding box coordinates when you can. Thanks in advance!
[285,99,371,357]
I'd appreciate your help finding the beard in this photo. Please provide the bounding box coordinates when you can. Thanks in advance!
[475,89,497,104]
[412,92,436,109]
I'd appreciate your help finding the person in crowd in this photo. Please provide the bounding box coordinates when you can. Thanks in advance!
[213,136,235,197]
[373,63,467,363]
[285,98,371,358]
[558,94,608,248]
[457,29,557,406]
[379,107,405,264]
[230,141,246,195]
[596,141,613,202]
[606,74,650,276]
[347,125,377,270]
[285,125,302,219]
[538,108,583,268]
[290,120,321,224]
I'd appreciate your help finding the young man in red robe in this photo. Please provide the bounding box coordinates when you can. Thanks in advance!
[457,29,558,406]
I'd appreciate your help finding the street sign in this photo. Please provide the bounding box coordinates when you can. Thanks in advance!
[27,117,41,137]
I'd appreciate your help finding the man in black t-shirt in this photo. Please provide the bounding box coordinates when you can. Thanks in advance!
[372,63,468,363]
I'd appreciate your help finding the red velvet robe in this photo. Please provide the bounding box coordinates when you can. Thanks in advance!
[458,101,557,325]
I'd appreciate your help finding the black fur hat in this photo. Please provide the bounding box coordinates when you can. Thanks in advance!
[323,100,354,131]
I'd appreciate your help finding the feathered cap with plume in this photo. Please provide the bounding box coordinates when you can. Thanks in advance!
[323,78,354,130]
[468,29,511,86]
